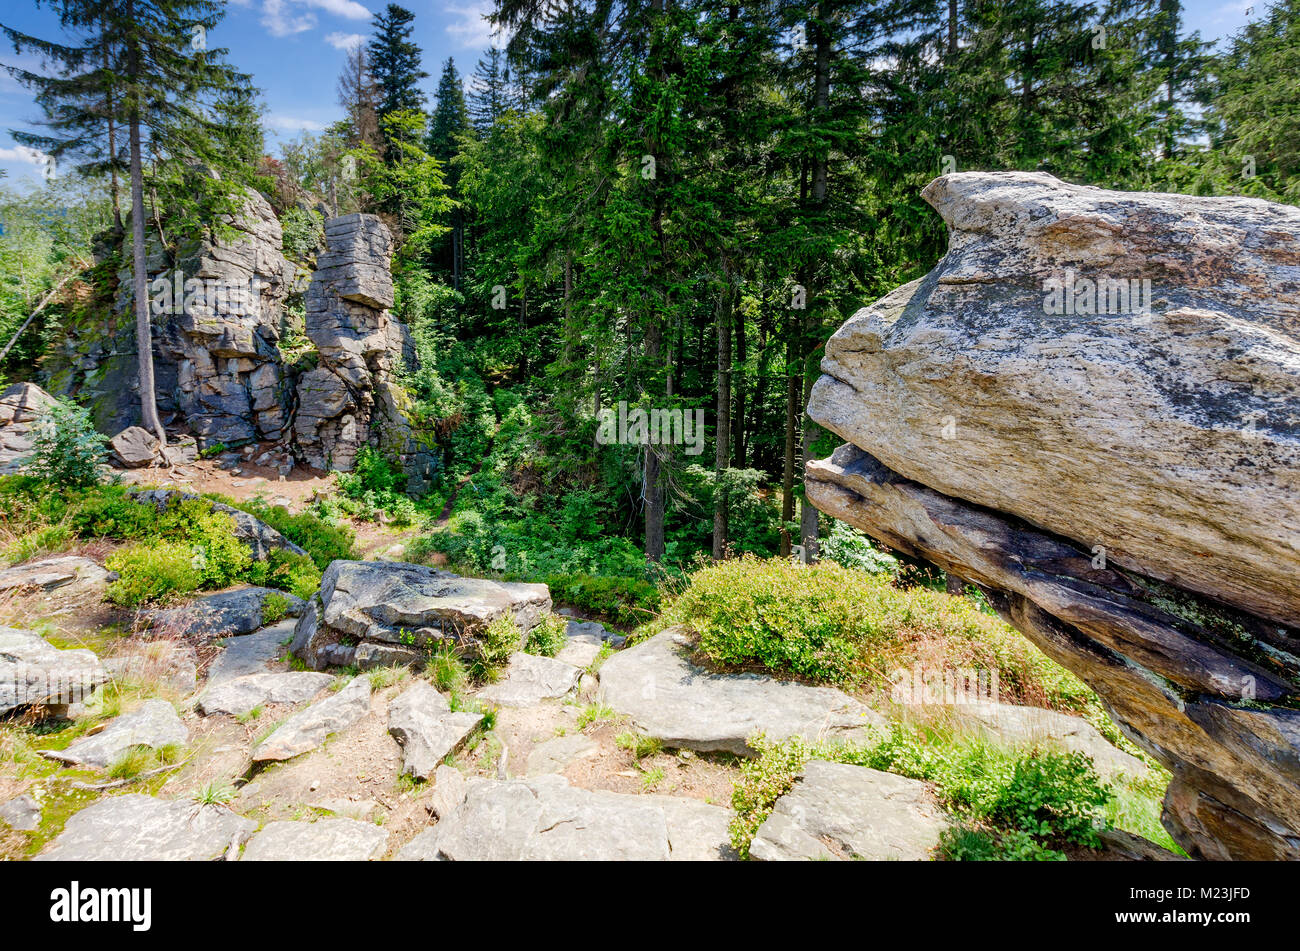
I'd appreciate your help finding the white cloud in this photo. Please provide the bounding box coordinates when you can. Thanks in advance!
[444,1,503,50]
[265,114,327,132]
[0,145,51,166]
[325,31,366,50]
[261,0,316,37]
[304,0,371,19]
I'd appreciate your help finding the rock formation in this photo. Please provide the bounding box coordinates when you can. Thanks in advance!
[46,189,301,444]
[0,382,56,474]
[806,171,1300,860]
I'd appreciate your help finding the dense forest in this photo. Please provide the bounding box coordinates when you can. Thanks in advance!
[1,0,1297,597]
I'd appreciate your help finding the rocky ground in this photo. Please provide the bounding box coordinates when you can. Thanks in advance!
[0,526,1175,861]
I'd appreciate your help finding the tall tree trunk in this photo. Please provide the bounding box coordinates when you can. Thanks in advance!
[948,0,958,56]
[712,263,732,560]
[102,35,121,228]
[780,323,797,558]
[126,19,165,451]
[732,292,747,468]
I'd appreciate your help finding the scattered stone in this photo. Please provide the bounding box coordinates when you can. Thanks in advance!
[0,382,56,474]
[290,560,551,670]
[205,620,294,685]
[526,733,599,776]
[554,620,610,668]
[355,641,422,669]
[387,680,482,780]
[309,797,381,822]
[252,676,372,762]
[0,626,106,716]
[947,702,1147,779]
[240,818,389,861]
[147,586,305,638]
[196,671,334,717]
[429,764,468,820]
[478,653,582,707]
[43,699,187,769]
[36,794,255,861]
[398,774,735,861]
[0,555,108,593]
[0,794,40,831]
[109,425,160,467]
[750,761,949,861]
[597,629,884,755]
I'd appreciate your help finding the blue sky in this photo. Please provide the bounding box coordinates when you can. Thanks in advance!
[0,0,1266,190]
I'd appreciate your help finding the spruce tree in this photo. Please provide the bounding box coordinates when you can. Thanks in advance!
[468,48,509,133]
[368,4,428,120]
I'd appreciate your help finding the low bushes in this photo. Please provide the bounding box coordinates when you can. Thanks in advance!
[661,555,1091,709]
[730,727,1116,861]
[106,541,201,606]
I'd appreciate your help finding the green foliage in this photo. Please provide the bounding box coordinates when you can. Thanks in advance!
[541,573,661,629]
[730,734,814,859]
[245,549,323,601]
[223,497,355,569]
[261,592,291,625]
[471,612,520,682]
[187,506,251,589]
[106,541,201,606]
[26,398,107,488]
[820,520,901,578]
[524,612,568,658]
[280,206,324,262]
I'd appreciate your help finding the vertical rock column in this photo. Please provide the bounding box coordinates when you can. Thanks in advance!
[294,213,403,471]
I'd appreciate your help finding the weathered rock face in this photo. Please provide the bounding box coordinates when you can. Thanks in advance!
[0,382,57,474]
[290,561,552,671]
[46,190,301,444]
[806,171,1300,861]
[809,171,1300,627]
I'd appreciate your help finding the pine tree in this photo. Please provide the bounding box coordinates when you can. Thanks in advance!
[337,44,381,151]
[427,58,470,162]
[468,48,510,133]
[368,4,428,120]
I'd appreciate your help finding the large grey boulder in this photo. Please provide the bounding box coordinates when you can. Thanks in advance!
[0,626,105,716]
[397,774,735,861]
[109,426,160,467]
[43,699,187,769]
[252,675,372,762]
[147,586,305,638]
[807,171,1300,629]
[750,761,949,861]
[196,671,335,717]
[240,818,389,861]
[804,172,1300,861]
[0,555,109,593]
[387,680,482,780]
[36,795,255,861]
[476,652,582,707]
[290,561,551,670]
[0,794,40,831]
[597,628,884,755]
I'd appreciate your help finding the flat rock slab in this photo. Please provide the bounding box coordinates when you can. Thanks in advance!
[197,671,335,717]
[0,794,40,831]
[554,620,613,668]
[206,621,295,685]
[36,794,255,861]
[477,653,582,707]
[240,818,389,861]
[0,626,106,716]
[252,676,372,762]
[526,733,599,776]
[290,560,551,669]
[397,774,735,861]
[149,587,305,638]
[751,760,949,861]
[44,699,188,769]
[948,702,1148,780]
[0,555,108,592]
[387,680,483,779]
[597,629,885,755]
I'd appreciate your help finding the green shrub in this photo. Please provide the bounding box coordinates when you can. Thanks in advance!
[188,506,251,588]
[525,612,568,658]
[280,206,324,262]
[26,398,108,488]
[541,572,660,628]
[663,555,1091,704]
[729,734,815,859]
[261,592,291,625]
[221,497,355,569]
[471,612,520,681]
[106,541,201,606]
[820,520,901,577]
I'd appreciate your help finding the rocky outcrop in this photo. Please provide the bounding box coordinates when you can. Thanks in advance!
[146,585,306,638]
[806,171,1300,860]
[290,561,551,671]
[46,190,301,444]
[42,699,187,769]
[0,626,106,717]
[241,818,389,861]
[0,382,56,474]
[36,794,255,861]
